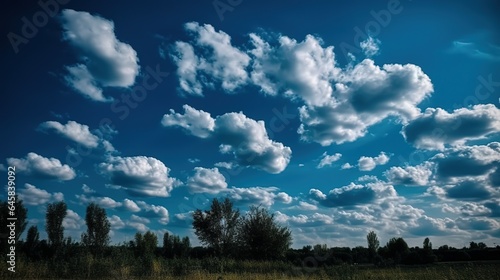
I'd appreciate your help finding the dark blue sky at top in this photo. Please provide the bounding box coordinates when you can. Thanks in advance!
[1,0,499,248]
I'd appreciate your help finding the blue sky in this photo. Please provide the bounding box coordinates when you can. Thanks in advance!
[1,0,499,248]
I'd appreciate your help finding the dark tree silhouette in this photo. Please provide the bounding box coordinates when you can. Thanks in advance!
[81,203,111,256]
[134,231,158,257]
[238,206,292,260]
[163,232,191,258]
[45,201,67,248]
[386,237,409,264]
[367,231,379,261]
[192,197,240,258]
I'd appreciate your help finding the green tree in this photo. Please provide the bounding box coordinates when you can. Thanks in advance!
[81,203,111,256]
[386,237,409,264]
[0,196,28,254]
[238,206,292,260]
[134,231,158,257]
[192,197,240,257]
[45,201,67,248]
[24,225,40,260]
[367,231,380,261]
[422,237,437,264]
[163,232,190,258]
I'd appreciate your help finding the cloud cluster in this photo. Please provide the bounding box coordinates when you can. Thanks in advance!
[384,163,433,186]
[309,181,399,208]
[358,152,390,171]
[162,105,291,173]
[18,184,64,206]
[38,120,115,152]
[224,186,292,208]
[170,22,250,95]
[168,23,434,145]
[317,152,342,168]
[99,156,179,197]
[60,9,140,102]
[7,152,76,180]
[403,104,500,150]
[187,167,227,194]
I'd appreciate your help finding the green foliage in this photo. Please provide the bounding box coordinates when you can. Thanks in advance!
[367,231,380,261]
[192,197,241,258]
[238,206,292,260]
[134,230,158,257]
[163,232,191,258]
[385,237,409,264]
[45,201,67,248]
[81,203,111,256]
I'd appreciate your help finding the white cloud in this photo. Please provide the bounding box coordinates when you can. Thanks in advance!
[296,201,318,211]
[317,152,342,168]
[360,37,381,57]
[214,161,234,169]
[224,186,292,207]
[122,198,141,212]
[76,194,122,209]
[162,105,292,174]
[170,22,250,95]
[38,120,111,151]
[63,209,84,230]
[82,184,96,194]
[358,152,390,171]
[7,152,76,180]
[187,167,227,194]
[341,163,353,170]
[298,60,433,145]
[136,201,169,225]
[169,27,433,146]
[249,33,339,107]
[161,104,215,138]
[108,215,125,229]
[403,104,500,150]
[60,9,140,101]
[384,163,433,186]
[18,183,64,206]
[99,156,180,197]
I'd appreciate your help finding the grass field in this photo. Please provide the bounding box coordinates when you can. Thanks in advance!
[3,258,500,279]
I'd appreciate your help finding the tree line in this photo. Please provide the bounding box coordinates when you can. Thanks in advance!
[1,196,499,269]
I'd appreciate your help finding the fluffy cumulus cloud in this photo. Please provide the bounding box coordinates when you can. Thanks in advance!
[224,186,292,207]
[136,201,169,224]
[162,105,291,173]
[168,25,433,146]
[309,181,399,208]
[76,194,123,209]
[170,22,250,95]
[161,105,215,138]
[63,209,84,231]
[18,184,64,206]
[358,152,390,171]
[187,167,227,194]
[99,156,179,197]
[432,142,500,181]
[60,9,140,101]
[317,152,342,168]
[384,162,433,186]
[403,104,500,150]
[249,33,339,107]
[38,120,114,151]
[6,152,76,180]
[298,60,433,145]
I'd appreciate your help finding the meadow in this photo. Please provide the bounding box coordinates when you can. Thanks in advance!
[2,256,499,279]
